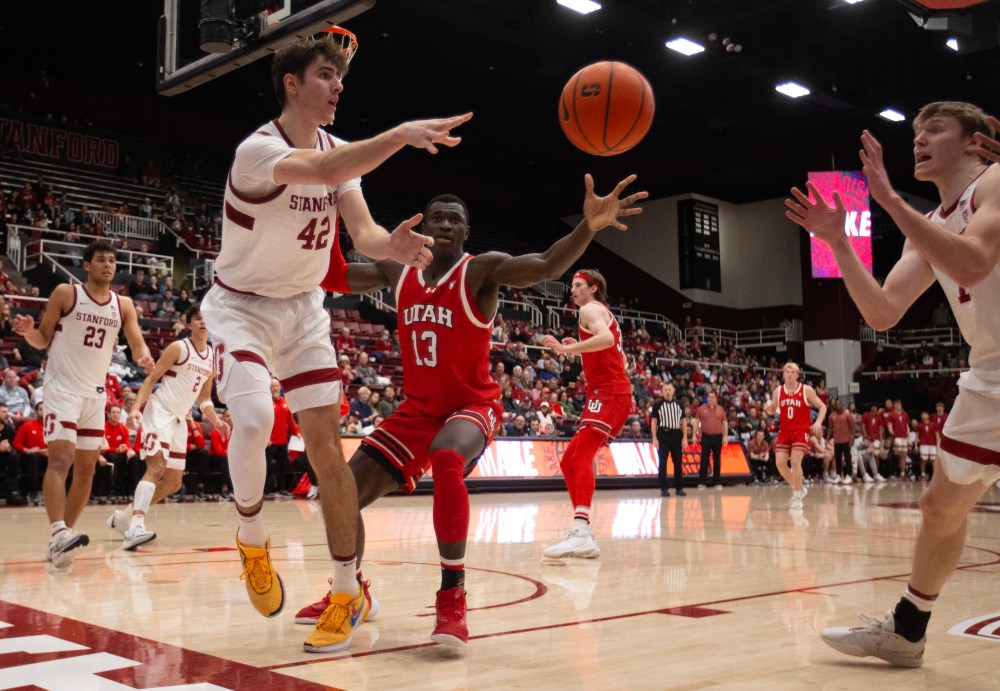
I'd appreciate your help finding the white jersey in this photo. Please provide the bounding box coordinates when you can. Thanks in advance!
[151,338,214,417]
[213,120,362,298]
[928,168,1000,390]
[47,285,122,399]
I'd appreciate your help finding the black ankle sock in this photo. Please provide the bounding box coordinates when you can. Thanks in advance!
[441,569,465,591]
[893,598,931,642]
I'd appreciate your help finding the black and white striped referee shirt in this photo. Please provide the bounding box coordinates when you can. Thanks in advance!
[654,398,685,432]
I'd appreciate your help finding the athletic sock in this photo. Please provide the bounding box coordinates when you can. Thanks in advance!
[50,520,67,536]
[441,556,465,590]
[331,555,358,596]
[236,505,267,546]
[894,586,937,642]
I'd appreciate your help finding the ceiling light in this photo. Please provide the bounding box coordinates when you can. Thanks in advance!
[556,0,601,15]
[843,0,865,4]
[947,37,959,51]
[879,108,906,122]
[665,38,705,56]
[775,81,810,98]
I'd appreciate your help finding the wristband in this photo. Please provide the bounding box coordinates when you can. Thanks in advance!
[199,401,215,410]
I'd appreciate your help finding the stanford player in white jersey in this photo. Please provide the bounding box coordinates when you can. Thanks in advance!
[106,306,228,551]
[787,101,1000,667]
[197,28,473,654]
[12,240,152,568]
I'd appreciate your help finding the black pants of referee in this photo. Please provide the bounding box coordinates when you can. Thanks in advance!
[699,433,724,486]
[656,429,684,494]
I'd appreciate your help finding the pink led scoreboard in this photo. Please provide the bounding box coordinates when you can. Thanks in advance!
[807,170,872,279]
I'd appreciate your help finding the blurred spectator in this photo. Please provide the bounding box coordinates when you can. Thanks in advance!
[378,384,400,417]
[619,419,645,439]
[335,326,356,355]
[353,351,379,387]
[505,414,528,437]
[1,403,25,505]
[207,409,234,499]
[0,369,31,421]
[349,386,374,427]
[12,337,45,369]
[127,268,149,299]
[184,410,208,497]
[104,404,138,501]
[13,401,47,503]
[267,378,299,496]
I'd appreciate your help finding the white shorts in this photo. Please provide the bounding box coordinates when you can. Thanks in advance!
[938,385,1000,485]
[42,384,105,450]
[919,444,937,460]
[201,285,342,413]
[869,439,882,450]
[893,437,909,451]
[138,397,188,469]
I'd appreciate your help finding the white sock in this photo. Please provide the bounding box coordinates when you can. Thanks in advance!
[237,507,268,547]
[132,480,156,517]
[50,521,67,536]
[331,557,358,595]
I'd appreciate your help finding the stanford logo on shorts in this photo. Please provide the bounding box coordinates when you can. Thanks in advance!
[587,399,603,413]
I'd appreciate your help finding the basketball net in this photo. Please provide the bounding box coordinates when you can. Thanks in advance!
[322,25,358,63]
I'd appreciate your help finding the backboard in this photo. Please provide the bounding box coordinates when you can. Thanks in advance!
[157,0,374,96]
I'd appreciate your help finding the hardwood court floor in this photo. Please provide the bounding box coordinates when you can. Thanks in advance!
[2,480,1000,690]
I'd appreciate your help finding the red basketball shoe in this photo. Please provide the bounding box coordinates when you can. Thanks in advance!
[430,586,468,647]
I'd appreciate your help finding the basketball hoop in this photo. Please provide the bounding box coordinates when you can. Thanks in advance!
[322,25,358,62]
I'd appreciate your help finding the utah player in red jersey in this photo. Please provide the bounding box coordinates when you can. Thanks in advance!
[763,362,826,510]
[294,174,647,647]
[539,269,633,559]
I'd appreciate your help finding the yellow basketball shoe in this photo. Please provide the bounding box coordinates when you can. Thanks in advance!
[236,535,285,618]
[303,585,369,653]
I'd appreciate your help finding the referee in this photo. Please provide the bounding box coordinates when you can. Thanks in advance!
[651,382,687,497]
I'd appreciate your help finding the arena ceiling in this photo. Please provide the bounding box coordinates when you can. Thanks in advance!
[5,0,1000,235]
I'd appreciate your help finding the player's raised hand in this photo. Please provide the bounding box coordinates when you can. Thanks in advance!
[388,213,434,269]
[785,182,848,248]
[12,314,34,335]
[859,130,899,207]
[583,174,648,232]
[971,115,1000,163]
[398,113,473,154]
[561,337,578,346]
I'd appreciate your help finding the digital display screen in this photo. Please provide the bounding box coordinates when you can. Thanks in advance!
[807,171,872,279]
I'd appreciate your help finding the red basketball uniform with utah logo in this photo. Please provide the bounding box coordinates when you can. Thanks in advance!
[361,255,501,492]
[775,383,811,452]
[395,255,499,416]
[578,303,632,438]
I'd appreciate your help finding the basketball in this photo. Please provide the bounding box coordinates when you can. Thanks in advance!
[559,61,655,156]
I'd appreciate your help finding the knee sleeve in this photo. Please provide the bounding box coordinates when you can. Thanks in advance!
[224,362,275,505]
[559,425,606,510]
[431,449,470,545]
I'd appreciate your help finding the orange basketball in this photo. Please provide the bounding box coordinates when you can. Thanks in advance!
[559,61,655,156]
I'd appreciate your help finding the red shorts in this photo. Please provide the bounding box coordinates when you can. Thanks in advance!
[775,427,810,453]
[360,398,502,493]
[578,393,632,440]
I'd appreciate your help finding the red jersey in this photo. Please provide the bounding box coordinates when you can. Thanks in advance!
[861,412,884,440]
[395,254,500,417]
[105,420,131,452]
[888,410,910,437]
[13,418,46,452]
[579,303,631,397]
[210,428,230,456]
[917,421,939,446]
[931,412,948,429]
[778,383,812,433]
[270,396,299,445]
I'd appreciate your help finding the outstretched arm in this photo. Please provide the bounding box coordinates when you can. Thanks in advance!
[540,302,615,355]
[859,130,1000,288]
[785,183,936,330]
[469,174,647,291]
[345,260,399,295]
